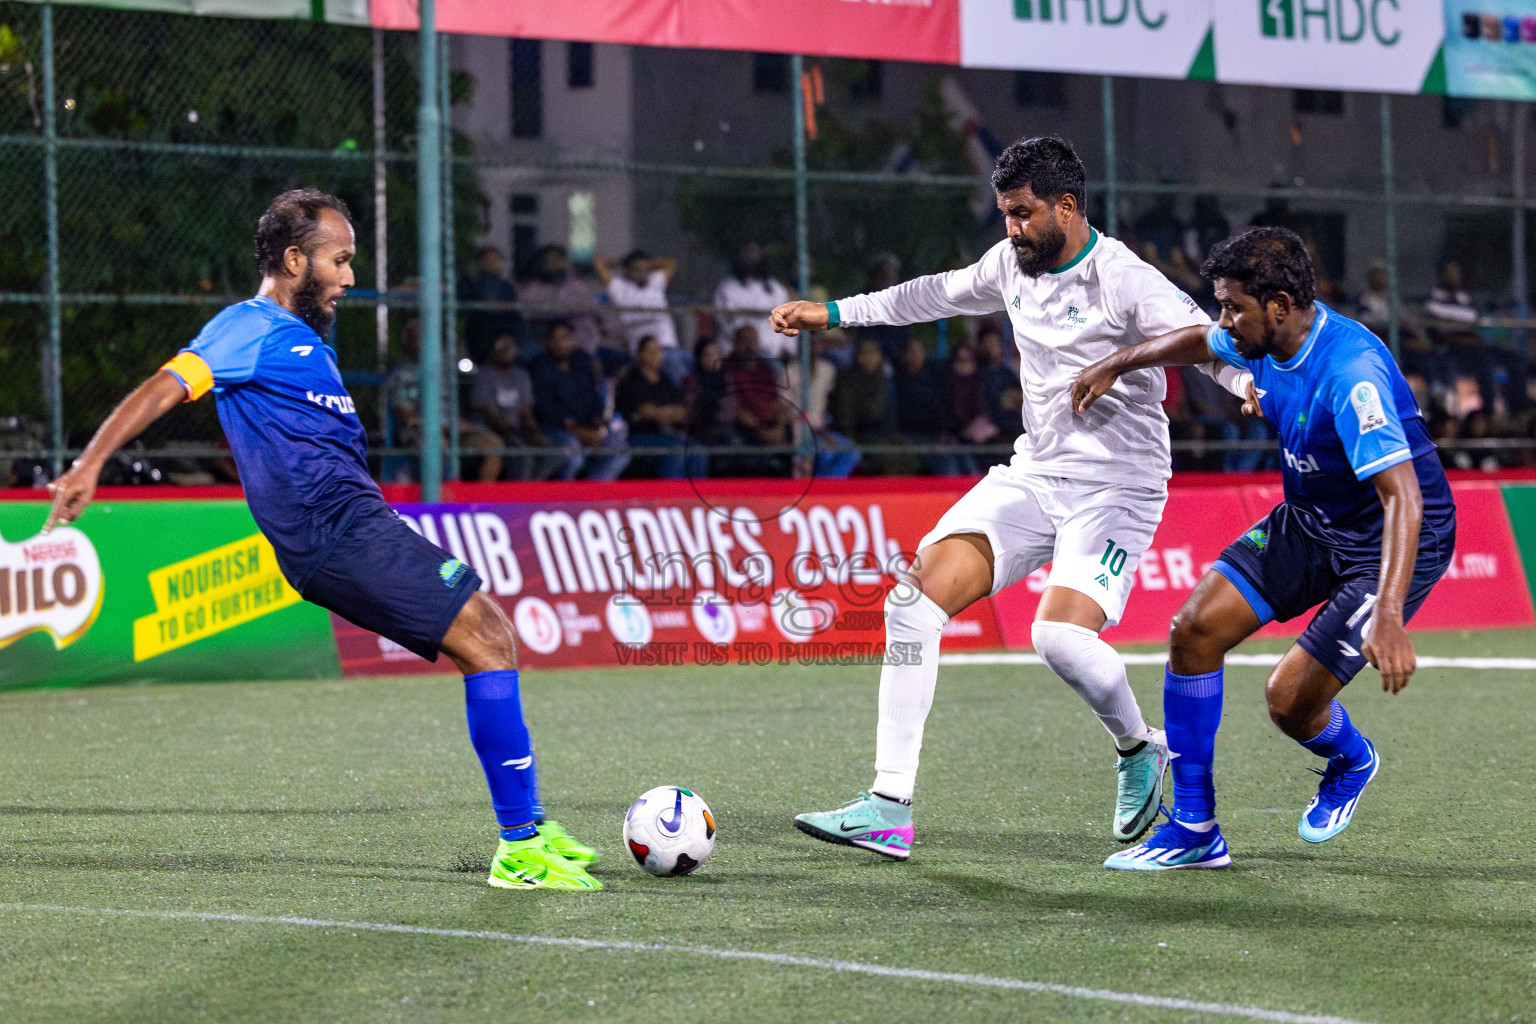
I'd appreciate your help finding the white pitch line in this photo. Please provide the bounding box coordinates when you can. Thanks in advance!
[941,652,1536,670]
[0,902,1373,1024]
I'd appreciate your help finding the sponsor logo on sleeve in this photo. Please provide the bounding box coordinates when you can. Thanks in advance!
[1350,381,1389,434]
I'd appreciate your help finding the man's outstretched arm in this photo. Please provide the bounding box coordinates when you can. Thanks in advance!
[1071,324,1257,416]
[43,370,188,531]
[771,260,1004,338]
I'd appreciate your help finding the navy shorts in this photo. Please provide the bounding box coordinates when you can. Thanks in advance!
[302,503,482,662]
[1213,502,1455,685]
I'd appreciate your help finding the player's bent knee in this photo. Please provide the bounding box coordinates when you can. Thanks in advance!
[443,592,518,674]
[884,589,948,643]
[1264,672,1310,732]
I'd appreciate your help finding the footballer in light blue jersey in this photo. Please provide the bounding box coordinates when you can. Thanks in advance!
[1073,228,1455,870]
[43,189,602,890]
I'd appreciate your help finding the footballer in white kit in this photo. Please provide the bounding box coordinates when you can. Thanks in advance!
[771,136,1253,860]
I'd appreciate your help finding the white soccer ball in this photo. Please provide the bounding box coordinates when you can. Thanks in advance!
[622,785,716,876]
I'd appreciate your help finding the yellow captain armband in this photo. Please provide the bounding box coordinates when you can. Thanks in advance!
[160,351,214,402]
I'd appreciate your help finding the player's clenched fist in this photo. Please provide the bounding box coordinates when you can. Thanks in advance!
[769,301,829,337]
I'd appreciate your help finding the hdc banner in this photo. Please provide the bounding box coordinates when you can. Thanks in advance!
[960,0,1215,80]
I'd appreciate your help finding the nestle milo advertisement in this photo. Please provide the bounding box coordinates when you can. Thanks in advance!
[0,500,338,689]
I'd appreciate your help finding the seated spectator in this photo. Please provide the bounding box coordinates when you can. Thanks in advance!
[471,333,552,481]
[385,319,505,482]
[728,325,792,446]
[783,331,860,479]
[858,255,913,365]
[460,246,528,367]
[976,322,1023,465]
[715,242,792,358]
[683,335,735,444]
[893,337,964,476]
[832,337,918,476]
[944,343,988,476]
[528,320,630,481]
[616,335,705,480]
[518,244,608,356]
[598,250,688,382]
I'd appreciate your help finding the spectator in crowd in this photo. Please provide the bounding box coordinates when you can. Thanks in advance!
[1422,259,1528,417]
[597,249,688,382]
[471,332,551,481]
[832,337,918,476]
[616,334,705,480]
[385,319,506,482]
[783,330,860,479]
[946,342,990,476]
[893,337,963,476]
[1184,194,1229,265]
[728,324,794,473]
[518,244,607,356]
[1132,193,1203,296]
[528,320,630,481]
[975,321,1023,460]
[715,241,791,358]
[858,255,914,365]
[460,246,528,367]
[682,335,736,475]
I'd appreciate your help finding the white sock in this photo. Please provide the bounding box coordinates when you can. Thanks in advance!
[871,591,949,803]
[1030,620,1149,747]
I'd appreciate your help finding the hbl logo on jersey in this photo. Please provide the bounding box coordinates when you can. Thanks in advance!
[1283,447,1321,474]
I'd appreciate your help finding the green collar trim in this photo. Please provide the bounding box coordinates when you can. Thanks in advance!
[1047,226,1098,276]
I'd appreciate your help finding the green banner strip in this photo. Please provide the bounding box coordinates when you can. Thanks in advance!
[1500,485,1536,610]
[0,501,339,690]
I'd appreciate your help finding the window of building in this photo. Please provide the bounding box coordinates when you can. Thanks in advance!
[752,53,790,94]
[511,39,542,139]
[567,42,594,89]
[510,193,539,276]
[846,60,883,99]
[1013,71,1066,109]
[1293,89,1344,116]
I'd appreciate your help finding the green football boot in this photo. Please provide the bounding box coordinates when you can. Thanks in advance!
[1113,730,1171,843]
[487,835,602,891]
[794,791,914,860]
[538,819,601,865]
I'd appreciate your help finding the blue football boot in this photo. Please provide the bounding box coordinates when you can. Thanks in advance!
[1299,737,1380,844]
[1104,818,1231,871]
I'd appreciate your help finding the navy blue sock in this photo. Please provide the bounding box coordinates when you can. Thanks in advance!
[1299,700,1371,769]
[1165,667,1224,825]
[464,670,537,834]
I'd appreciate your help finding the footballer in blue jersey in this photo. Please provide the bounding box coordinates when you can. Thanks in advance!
[1072,227,1456,870]
[42,189,602,890]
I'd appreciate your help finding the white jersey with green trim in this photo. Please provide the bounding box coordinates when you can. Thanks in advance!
[832,229,1246,486]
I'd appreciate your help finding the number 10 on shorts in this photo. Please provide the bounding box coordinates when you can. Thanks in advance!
[1100,539,1128,576]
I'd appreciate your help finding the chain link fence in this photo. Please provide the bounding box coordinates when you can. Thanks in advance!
[2,3,1534,489]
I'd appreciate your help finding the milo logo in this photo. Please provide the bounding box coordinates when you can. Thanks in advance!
[0,525,104,650]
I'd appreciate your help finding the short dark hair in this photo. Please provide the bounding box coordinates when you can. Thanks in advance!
[623,249,651,267]
[1200,227,1316,310]
[255,188,351,276]
[543,318,574,341]
[991,135,1086,209]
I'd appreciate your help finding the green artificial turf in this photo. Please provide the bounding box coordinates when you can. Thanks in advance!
[1,629,1534,1023]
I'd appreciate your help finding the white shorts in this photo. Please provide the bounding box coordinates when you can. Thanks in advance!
[918,462,1167,627]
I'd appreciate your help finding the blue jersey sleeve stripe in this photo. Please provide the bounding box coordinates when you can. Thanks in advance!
[1211,560,1276,625]
[1353,446,1414,478]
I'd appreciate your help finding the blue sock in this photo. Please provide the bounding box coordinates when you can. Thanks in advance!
[528,750,545,823]
[1299,700,1371,769]
[1165,667,1224,825]
[464,670,537,834]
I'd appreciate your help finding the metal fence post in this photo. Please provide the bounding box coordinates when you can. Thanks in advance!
[1101,76,1117,237]
[1513,101,1528,364]
[1380,93,1400,363]
[42,3,63,476]
[440,32,459,481]
[373,26,388,385]
[791,54,812,466]
[417,0,443,499]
